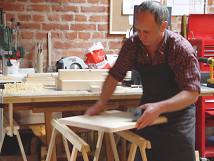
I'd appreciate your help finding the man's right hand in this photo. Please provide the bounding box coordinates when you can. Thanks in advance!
[84,104,103,116]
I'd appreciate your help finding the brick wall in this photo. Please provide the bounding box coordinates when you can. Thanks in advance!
[0,0,213,70]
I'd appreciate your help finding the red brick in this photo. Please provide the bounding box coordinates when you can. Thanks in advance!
[208,0,213,5]
[27,5,50,12]
[65,32,77,39]
[52,5,78,12]
[33,15,45,22]
[75,15,87,22]
[18,14,31,21]
[56,51,69,59]
[1,0,17,2]
[62,14,74,21]
[20,59,34,68]
[68,50,84,57]
[21,41,36,54]
[98,24,108,31]
[48,14,60,21]
[81,6,106,13]
[108,40,123,49]
[31,0,44,2]
[42,23,69,30]
[54,41,71,49]
[36,32,47,39]
[21,23,41,30]
[92,32,105,39]
[21,32,34,39]
[6,14,16,22]
[103,50,114,55]
[101,0,109,4]
[70,24,96,31]
[89,15,108,22]
[78,32,91,39]
[18,0,28,2]
[88,0,99,3]
[45,0,58,2]
[171,16,177,23]
[70,40,93,49]
[59,0,85,3]
[209,7,214,13]
[0,3,24,11]
[52,32,63,39]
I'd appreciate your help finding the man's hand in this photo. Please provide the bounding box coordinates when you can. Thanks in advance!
[136,103,161,130]
[84,104,103,116]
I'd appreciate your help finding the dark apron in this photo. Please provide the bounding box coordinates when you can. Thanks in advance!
[134,32,196,161]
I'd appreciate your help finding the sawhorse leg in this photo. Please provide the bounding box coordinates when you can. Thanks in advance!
[46,119,90,161]
[0,112,27,161]
[116,130,151,161]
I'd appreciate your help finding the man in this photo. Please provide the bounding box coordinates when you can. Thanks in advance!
[85,1,200,161]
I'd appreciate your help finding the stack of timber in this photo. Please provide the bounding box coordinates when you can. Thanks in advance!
[23,73,56,86]
[56,69,108,91]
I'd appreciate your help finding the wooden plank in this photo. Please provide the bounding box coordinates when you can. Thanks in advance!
[27,73,52,78]
[58,69,108,80]
[59,110,167,133]
[57,79,105,91]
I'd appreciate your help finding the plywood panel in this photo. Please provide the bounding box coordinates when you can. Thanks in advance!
[59,110,167,133]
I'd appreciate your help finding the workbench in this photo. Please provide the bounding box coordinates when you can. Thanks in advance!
[0,85,142,161]
[1,84,214,161]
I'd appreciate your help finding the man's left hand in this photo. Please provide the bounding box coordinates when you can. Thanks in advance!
[136,103,161,130]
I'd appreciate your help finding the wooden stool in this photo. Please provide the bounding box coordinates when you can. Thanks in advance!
[0,113,27,161]
[46,118,151,161]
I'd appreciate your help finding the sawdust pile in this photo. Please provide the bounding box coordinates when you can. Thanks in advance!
[3,82,45,94]
[0,75,14,80]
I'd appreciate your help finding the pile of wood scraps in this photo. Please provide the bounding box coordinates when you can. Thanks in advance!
[56,69,108,92]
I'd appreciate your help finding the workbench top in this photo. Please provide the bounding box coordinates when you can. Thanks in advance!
[1,85,214,104]
[1,86,142,104]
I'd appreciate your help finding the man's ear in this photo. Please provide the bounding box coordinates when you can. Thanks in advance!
[161,21,168,32]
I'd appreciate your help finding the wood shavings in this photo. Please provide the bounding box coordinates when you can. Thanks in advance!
[0,75,14,80]
[3,82,45,94]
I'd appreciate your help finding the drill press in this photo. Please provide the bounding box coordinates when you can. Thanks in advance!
[198,57,214,88]
[0,8,25,75]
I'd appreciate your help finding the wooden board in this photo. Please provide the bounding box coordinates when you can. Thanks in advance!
[58,69,108,80]
[59,110,167,133]
[57,79,105,91]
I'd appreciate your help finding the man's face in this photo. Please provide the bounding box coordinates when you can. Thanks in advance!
[135,11,166,47]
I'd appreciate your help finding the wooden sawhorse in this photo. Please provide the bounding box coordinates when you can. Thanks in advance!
[0,113,27,161]
[46,119,151,161]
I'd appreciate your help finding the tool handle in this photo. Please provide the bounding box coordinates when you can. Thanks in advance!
[198,57,208,63]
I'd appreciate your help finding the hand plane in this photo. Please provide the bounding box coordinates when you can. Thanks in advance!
[130,108,144,121]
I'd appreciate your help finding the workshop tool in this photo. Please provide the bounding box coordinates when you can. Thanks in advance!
[198,57,214,87]
[46,31,55,72]
[37,41,43,73]
[56,56,88,71]
[0,9,25,75]
[130,108,144,121]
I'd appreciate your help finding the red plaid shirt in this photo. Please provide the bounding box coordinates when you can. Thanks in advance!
[109,30,201,93]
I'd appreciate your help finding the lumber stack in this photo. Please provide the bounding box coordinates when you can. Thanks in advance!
[56,69,108,91]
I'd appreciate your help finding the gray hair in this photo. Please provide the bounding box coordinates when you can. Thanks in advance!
[136,1,169,27]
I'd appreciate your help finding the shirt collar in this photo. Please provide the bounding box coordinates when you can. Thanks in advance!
[157,30,167,55]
